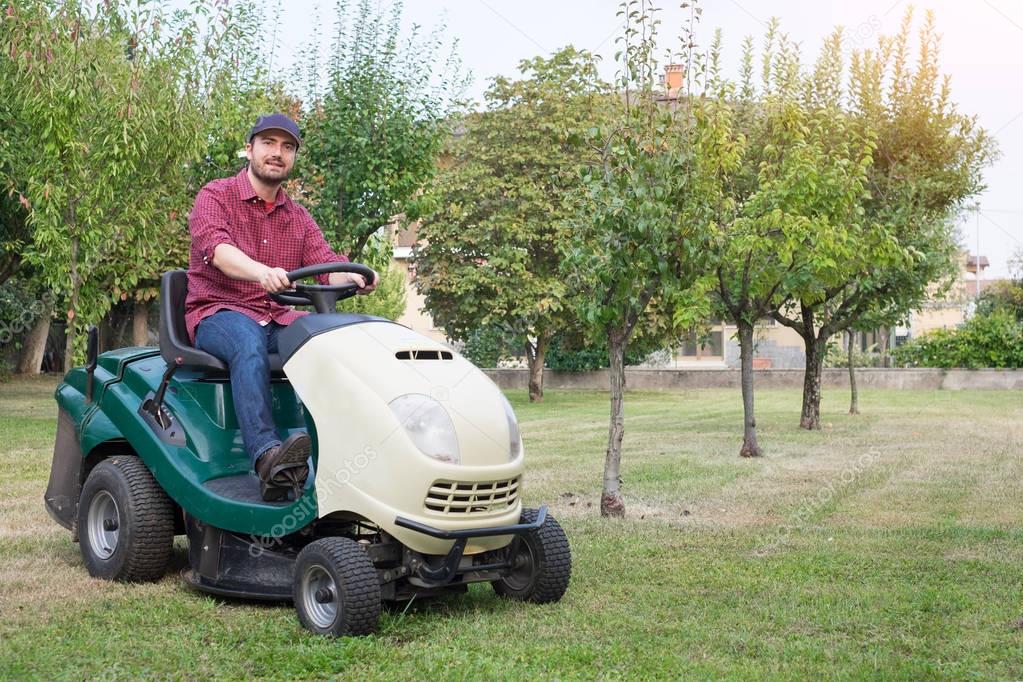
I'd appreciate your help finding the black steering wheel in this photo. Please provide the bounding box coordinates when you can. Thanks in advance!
[268,262,376,314]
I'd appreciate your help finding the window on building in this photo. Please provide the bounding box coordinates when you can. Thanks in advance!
[681,329,723,357]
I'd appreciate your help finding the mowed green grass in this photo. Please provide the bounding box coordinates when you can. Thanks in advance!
[1,375,1022,680]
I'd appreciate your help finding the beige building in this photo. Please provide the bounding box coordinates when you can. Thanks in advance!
[389,223,448,345]
[909,254,997,335]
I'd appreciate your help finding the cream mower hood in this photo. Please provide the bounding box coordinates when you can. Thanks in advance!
[283,320,525,554]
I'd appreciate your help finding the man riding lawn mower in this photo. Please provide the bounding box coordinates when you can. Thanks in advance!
[42,114,570,636]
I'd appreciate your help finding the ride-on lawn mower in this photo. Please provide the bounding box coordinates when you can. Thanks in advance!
[45,263,571,636]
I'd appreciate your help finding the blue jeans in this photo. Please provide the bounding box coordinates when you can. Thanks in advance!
[195,310,284,468]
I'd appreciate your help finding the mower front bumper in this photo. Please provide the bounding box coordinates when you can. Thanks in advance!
[393,505,547,585]
[394,505,546,539]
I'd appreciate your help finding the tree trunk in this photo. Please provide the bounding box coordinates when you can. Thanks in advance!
[350,232,369,262]
[16,308,51,375]
[800,334,826,430]
[132,299,149,347]
[526,331,550,403]
[64,236,80,372]
[847,329,859,415]
[600,328,627,518]
[737,321,763,457]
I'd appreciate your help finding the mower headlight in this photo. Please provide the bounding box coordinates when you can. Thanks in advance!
[500,393,523,462]
[388,394,461,465]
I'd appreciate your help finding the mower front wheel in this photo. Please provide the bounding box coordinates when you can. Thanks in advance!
[77,456,176,582]
[492,507,571,603]
[294,538,381,637]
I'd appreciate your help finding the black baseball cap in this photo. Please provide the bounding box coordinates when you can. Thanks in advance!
[248,113,302,148]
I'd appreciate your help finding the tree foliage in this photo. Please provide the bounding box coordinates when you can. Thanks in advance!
[121,1,297,319]
[2,0,451,363]
[416,46,612,401]
[0,0,238,366]
[289,0,467,322]
[298,0,467,259]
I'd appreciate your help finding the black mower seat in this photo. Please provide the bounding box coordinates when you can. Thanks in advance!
[159,270,285,373]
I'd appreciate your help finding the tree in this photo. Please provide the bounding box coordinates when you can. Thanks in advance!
[565,1,711,516]
[1009,247,1023,281]
[415,46,612,402]
[701,25,877,456]
[773,9,993,429]
[0,0,229,368]
[295,0,468,321]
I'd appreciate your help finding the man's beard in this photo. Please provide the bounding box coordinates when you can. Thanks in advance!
[251,157,291,184]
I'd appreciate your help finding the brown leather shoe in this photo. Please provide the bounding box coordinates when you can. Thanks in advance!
[256,432,311,501]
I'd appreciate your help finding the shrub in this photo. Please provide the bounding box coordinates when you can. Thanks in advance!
[893,310,1023,368]
[976,280,1023,322]
[459,327,516,368]
[823,340,886,368]
[545,337,650,372]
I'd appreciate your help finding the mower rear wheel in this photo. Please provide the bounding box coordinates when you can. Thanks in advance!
[294,538,381,637]
[492,507,571,603]
[77,457,175,582]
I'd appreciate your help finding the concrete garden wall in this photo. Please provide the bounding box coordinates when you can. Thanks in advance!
[484,368,1023,391]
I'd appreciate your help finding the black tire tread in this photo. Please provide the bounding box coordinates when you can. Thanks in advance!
[294,537,381,637]
[113,457,175,581]
[80,456,175,582]
[494,507,572,603]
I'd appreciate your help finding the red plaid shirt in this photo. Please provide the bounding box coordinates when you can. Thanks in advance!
[185,169,347,342]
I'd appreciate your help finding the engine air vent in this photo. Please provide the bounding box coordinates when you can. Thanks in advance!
[395,350,453,360]
[425,478,521,515]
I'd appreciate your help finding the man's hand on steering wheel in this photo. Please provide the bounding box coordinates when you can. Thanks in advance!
[260,266,292,293]
[328,269,378,294]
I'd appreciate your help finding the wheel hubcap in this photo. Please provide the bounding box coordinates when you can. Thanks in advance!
[87,490,120,560]
[503,538,537,591]
[301,565,338,629]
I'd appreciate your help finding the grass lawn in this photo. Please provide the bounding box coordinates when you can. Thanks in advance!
[1,375,1022,679]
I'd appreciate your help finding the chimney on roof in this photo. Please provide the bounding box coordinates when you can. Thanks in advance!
[664,64,684,94]
[965,254,989,274]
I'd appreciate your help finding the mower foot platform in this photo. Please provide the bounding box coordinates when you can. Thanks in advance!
[203,472,307,506]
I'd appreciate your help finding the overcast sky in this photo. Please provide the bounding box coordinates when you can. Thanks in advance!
[258,0,1023,277]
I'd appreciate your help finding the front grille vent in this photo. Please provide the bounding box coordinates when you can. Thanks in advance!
[425,478,520,515]
[396,350,453,360]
